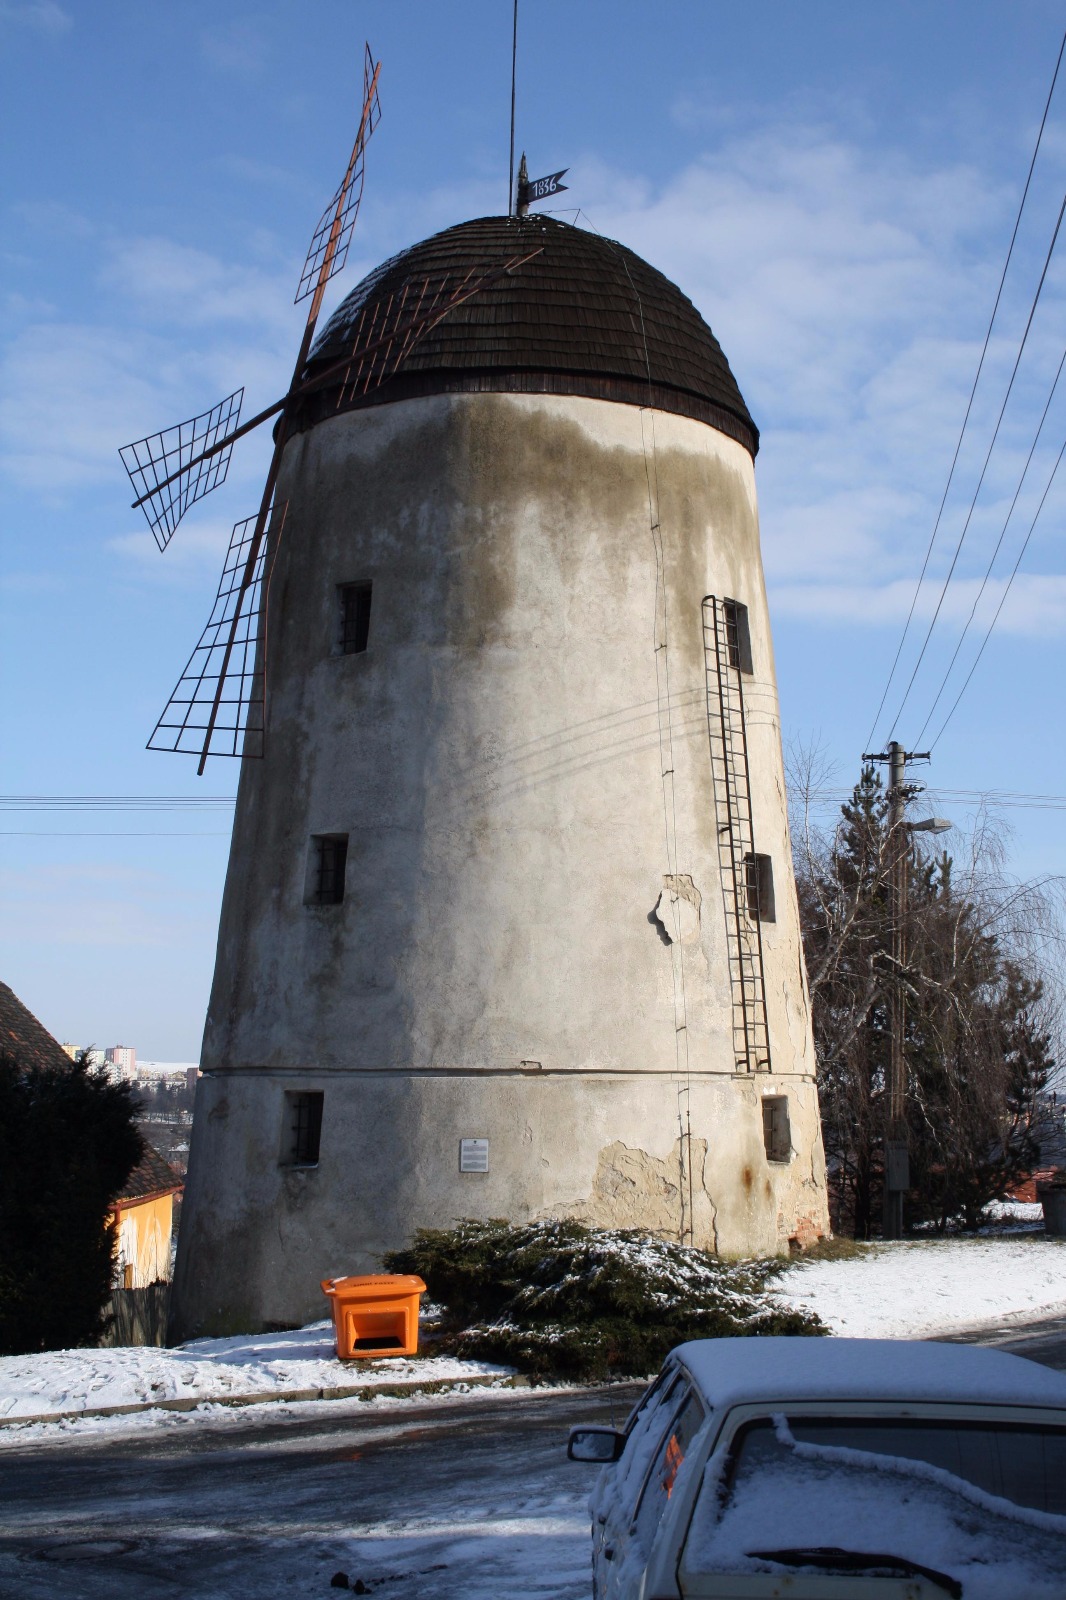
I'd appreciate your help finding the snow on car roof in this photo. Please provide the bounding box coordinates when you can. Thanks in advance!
[672,1337,1066,1411]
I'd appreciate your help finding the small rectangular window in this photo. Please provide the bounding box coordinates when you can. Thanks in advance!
[723,599,753,675]
[306,834,348,905]
[762,1096,791,1163]
[282,1090,323,1166]
[339,581,372,655]
[744,852,775,922]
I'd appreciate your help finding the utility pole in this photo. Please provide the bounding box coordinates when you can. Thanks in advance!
[862,740,929,1239]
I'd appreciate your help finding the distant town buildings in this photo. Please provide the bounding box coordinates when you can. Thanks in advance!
[105,1044,137,1078]
[54,1044,200,1089]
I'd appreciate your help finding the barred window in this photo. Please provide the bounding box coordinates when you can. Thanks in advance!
[723,598,753,675]
[339,581,372,655]
[762,1096,791,1163]
[282,1090,323,1167]
[744,852,775,922]
[306,834,348,906]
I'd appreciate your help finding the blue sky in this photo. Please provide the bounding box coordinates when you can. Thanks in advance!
[4,0,1066,1057]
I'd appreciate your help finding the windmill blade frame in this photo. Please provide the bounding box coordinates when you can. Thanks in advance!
[118,45,382,553]
[148,503,287,762]
[119,388,244,550]
[150,246,547,770]
[295,43,382,308]
[127,248,545,518]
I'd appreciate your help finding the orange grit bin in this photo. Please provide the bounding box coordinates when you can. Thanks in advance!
[321,1273,427,1359]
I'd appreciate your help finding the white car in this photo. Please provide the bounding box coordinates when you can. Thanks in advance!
[568,1337,1066,1599]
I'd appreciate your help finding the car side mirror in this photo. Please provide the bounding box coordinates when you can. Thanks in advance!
[568,1426,627,1463]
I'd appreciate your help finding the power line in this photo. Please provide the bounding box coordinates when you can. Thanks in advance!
[914,339,1066,743]
[929,428,1066,748]
[885,184,1066,737]
[0,795,236,810]
[800,785,1066,812]
[864,25,1066,750]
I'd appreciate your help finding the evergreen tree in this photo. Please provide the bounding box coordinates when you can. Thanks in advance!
[796,769,1056,1235]
[0,1050,142,1354]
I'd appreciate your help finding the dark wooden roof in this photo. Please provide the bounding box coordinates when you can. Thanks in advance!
[0,981,74,1073]
[114,1141,183,1205]
[300,215,758,455]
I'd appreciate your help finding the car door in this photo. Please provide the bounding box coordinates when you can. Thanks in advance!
[602,1371,705,1600]
[591,1371,674,1591]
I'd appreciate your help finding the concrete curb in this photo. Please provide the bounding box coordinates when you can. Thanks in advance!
[0,1371,530,1430]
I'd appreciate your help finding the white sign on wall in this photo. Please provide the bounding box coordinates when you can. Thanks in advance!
[459,1138,489,1173]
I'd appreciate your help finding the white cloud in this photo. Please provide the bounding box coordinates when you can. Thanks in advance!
[0,1,70,35]
[99,236,295,334]
[559,126,1066,643]
[106,515,235,587]
[771,572,1066,636]
[5,109,1066,655]
[200,20,269,76]
[0,231,291,497]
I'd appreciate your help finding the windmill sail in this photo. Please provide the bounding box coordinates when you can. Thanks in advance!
[119,388,244,551]
[295,44,382,307]
[148,504,286,761]
[147,250,545,767]
[309,251,547,411]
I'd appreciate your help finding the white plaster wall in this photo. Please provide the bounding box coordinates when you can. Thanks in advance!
[172,391,828,1337]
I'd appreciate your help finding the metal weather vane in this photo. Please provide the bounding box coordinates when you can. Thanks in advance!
[120,44,542,774]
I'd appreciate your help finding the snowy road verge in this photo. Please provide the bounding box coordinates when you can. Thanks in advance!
[0,1321,516,1426]
[5,1226,1066,1432]
[776,1232,1066,1338]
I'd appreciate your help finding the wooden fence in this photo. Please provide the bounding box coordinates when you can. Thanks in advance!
[99,1282,171,1347]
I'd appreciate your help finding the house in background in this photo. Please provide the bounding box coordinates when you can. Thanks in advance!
[0,979,78,1074]
[0,979,183,1287]
[111,1144,183,1288]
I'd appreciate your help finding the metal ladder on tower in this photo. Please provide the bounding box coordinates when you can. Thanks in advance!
[702,596,772,1073]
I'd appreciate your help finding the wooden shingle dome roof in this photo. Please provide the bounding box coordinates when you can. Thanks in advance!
[301,215,758,456]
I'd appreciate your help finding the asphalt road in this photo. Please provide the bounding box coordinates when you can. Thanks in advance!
[951,1311,1066,1369]
[0,1384,644,1600]
[3,1320,1066,1600]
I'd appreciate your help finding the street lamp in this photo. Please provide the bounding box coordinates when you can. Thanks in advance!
[883,810,953,1239]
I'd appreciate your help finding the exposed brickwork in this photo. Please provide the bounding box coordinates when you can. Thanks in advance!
[787,1214,825,1253]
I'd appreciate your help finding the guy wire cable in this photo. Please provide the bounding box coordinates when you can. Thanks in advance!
[864,24,1066,750]
[929,425,1066,749]
[914,336,1066,743]
[884,183,1066,738]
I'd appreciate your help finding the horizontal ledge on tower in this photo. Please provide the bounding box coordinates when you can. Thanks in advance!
[201,1064,818,1082]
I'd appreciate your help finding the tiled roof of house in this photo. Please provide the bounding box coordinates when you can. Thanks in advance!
[0,980,75,1073]
[114,1141,184,1204]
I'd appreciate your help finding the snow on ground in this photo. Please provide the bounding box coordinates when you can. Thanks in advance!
[777,1233,1066,1338]
[0,1319,512,1423]
[4,1212,1066,1432]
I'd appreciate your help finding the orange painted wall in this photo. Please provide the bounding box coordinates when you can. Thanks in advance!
[114,1193,175,1287]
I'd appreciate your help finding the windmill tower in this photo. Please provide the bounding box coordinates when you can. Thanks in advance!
[122,62,829,1340]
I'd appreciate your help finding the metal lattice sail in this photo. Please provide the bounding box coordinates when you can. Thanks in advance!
[119,43,543,773]
[295,44,381,305]
[148,504,286,761]
[119,389,243,551]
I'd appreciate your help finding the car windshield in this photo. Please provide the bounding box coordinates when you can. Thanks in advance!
[679,1414,1066,1600]
[742,1416,1066,1514]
